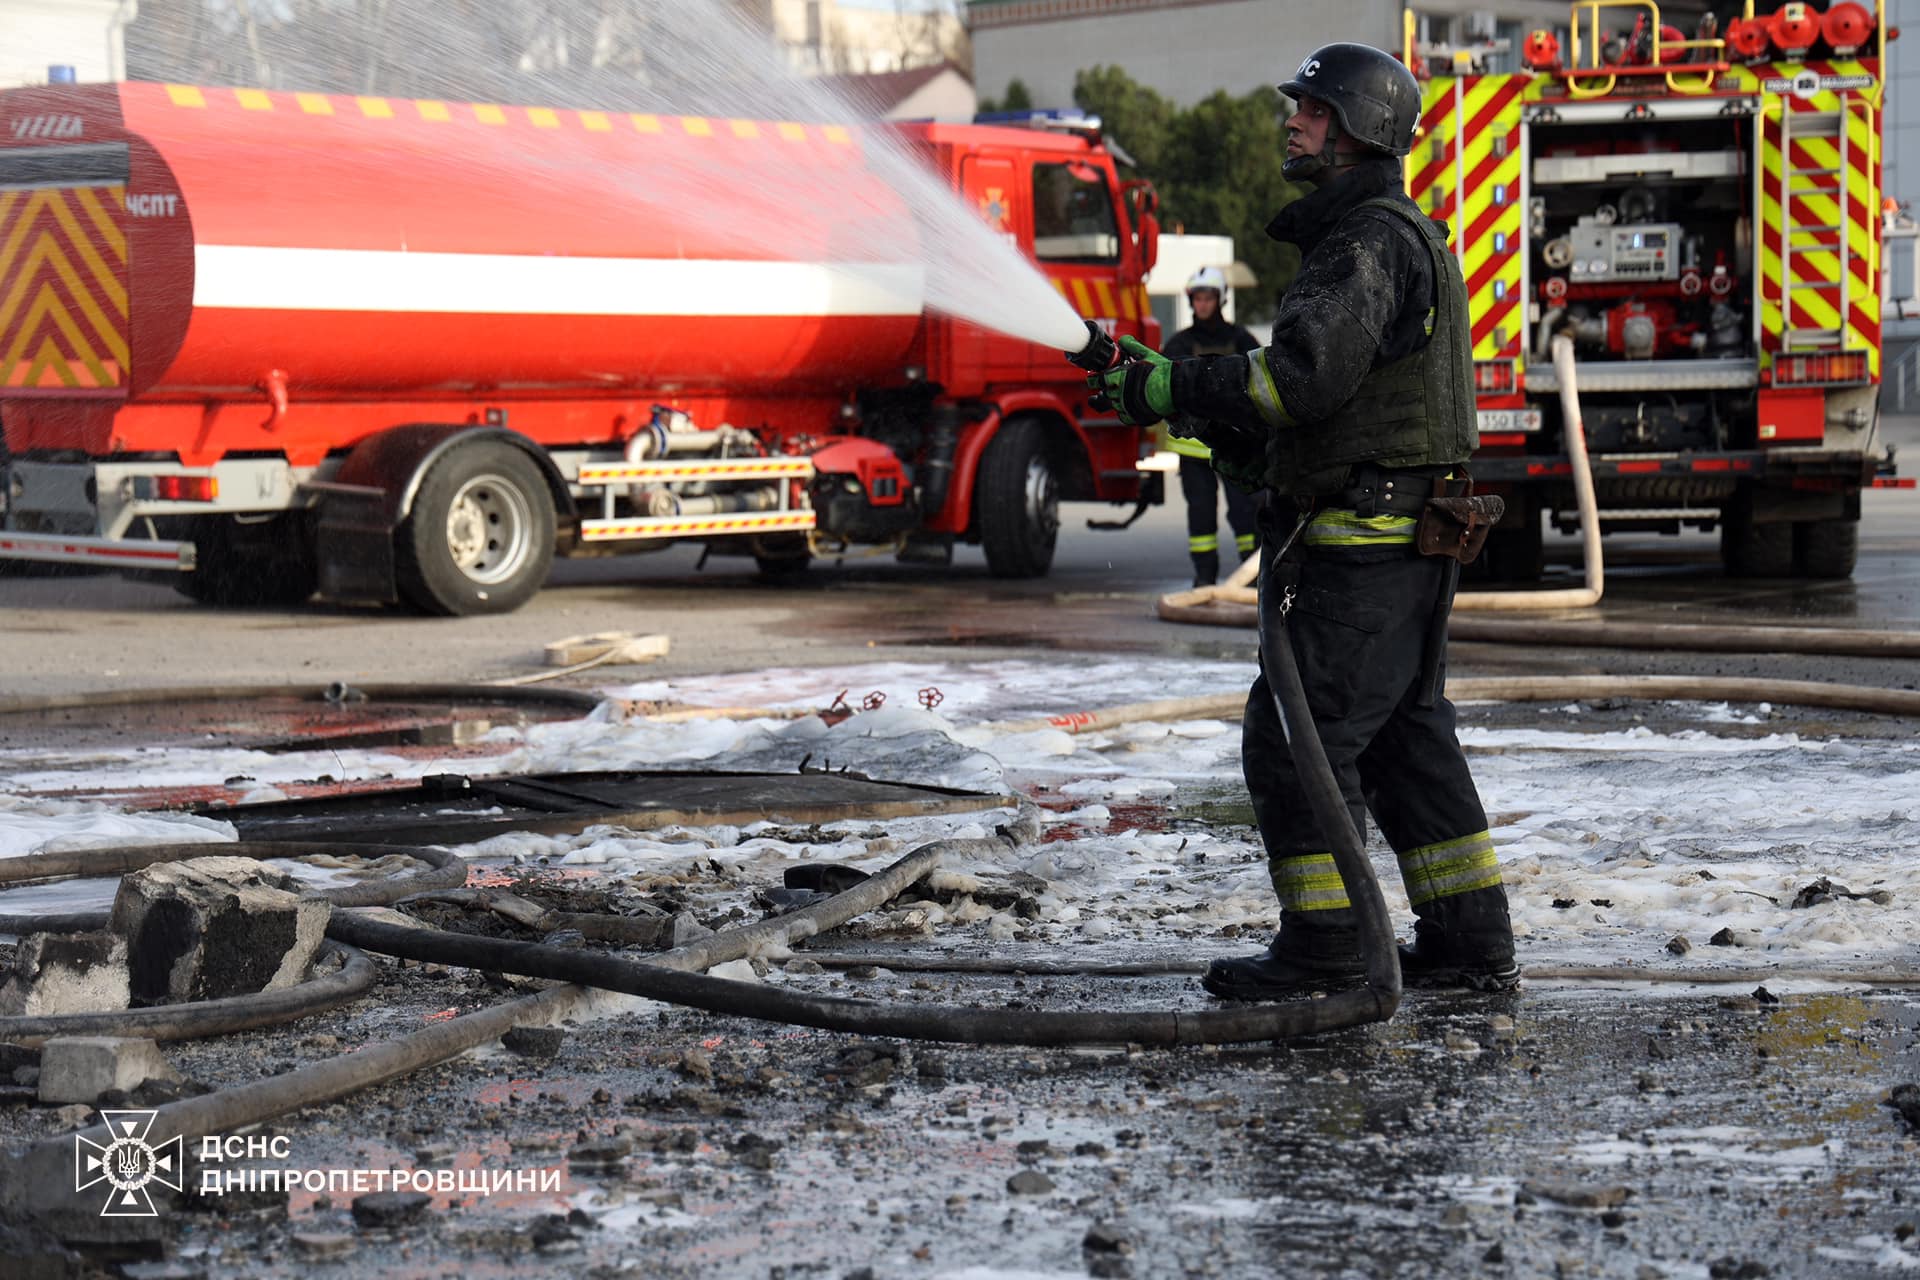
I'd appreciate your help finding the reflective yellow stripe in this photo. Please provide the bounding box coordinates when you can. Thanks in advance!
[1235,532,1257,553]
[1245,348,1291,427]
[1270,853,1350,911]
[1398,830,1501,905]
[1188,534,1219,553]
[1305,509,1417,546]
[1163,432,1211,459]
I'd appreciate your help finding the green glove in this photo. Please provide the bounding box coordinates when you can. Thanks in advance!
[1089,335,1175,427]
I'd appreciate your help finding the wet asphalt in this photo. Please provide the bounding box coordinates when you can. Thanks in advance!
[2,423,1919,1276]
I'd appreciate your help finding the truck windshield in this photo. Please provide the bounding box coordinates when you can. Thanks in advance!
[1032,161,1119,264]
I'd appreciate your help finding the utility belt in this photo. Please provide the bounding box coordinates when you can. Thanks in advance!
[1292,465,1505,564]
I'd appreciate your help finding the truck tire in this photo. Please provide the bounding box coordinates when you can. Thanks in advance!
[976,417,1058,579]
[1795,517,1858,579]
[396,441,556,616]
[174,514,319,607]
[1719,503,1794,579]
[753,535,812,581]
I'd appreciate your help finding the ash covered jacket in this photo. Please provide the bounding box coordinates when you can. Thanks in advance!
[1167,157,1476,497]
[1158,315,1260,459]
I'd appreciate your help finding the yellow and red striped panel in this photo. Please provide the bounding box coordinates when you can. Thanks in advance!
[0,185,129,392]
[579,510,816,541]
[1407,75,1526,363]
[1050,275,1147,322]
[1753,86,1879,376]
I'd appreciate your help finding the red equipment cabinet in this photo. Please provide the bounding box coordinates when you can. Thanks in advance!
[1413,0,1893,584]
[0,83,1159,612]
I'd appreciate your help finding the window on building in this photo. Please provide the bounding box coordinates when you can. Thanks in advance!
[1032,162,1119,263]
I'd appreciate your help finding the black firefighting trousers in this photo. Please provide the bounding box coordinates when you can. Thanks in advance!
[1180,455,1258,576]
[1241,512,1515,966]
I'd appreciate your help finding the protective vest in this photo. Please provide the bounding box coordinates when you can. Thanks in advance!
[1161,329,1246,459]
[1263,196,1477,497]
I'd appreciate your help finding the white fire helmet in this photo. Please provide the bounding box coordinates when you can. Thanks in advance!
[1186,265,1228,302]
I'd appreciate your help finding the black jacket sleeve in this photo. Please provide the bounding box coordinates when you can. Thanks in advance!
[1167,209,1428,432]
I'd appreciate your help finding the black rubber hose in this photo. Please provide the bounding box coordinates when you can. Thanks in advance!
[0,842,468,936]
[786,951,1920,987]
[1254,572,1403,1019]
[0,843,966,1240]
[0,940,376,1047]
[328,913,1387,1046]
[318,608,1402,1045]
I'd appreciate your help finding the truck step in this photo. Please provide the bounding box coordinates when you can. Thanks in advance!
[577,510,816,542]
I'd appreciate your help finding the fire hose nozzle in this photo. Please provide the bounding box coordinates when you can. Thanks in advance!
[1065,320,1120,374]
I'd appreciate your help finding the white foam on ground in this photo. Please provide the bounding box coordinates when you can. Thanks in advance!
[2,659,1916,974]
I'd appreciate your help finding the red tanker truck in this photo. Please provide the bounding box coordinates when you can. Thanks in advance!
[0,82,1162,613]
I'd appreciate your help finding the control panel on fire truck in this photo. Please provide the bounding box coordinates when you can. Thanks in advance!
[1560,216,1684,282]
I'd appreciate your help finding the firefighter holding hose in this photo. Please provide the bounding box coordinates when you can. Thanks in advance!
[1089,44,1518,999]
[1163,266,1262,587]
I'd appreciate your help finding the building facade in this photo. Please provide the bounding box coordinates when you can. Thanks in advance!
[967,0,1574,108]
[761,0,971,76]
[0,0,137,88]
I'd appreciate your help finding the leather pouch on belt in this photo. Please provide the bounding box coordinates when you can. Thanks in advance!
[1416,494,1506,563]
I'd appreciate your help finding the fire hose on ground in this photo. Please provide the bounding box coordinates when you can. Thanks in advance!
[327,603,1403,1049]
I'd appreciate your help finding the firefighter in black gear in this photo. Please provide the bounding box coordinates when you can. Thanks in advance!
[1163,266,1261,587]
[1093,42,1518,999]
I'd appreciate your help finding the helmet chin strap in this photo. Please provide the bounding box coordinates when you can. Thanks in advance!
[1282,118,1354,182]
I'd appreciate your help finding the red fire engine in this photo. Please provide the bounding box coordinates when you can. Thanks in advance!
[0,84,1160,612]
[1410,0,1895,580]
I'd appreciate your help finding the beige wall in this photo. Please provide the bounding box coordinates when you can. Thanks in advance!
[771,0,969,75]
[0,0,136,89]
[888,67,978,120]
[969,0,1571,108]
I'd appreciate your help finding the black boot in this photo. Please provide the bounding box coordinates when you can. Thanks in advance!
[1190,551,1219,589]
[1201,938,1364,1002]
[1396,939,1520,992]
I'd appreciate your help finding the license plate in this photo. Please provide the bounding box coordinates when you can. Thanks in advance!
[1478,408,1542,433]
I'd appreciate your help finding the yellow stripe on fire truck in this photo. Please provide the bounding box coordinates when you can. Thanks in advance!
[1051,277,1149,325]
[1405,74,1526,361]
[578,511,818,542]
[576,458,815,485]
[0,185,129,391]
[1748,65,1881,374]
[159,84,848,145]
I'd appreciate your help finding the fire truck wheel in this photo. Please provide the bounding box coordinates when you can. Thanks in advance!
[976,418,1059,579]
[1719,501,1795,579]
[1794,517,1859,579]
[753,535,813,581]
[174,514,319,607]
[397,441,556,616]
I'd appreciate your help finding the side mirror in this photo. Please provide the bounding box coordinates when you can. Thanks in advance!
[1123,180,1160,274]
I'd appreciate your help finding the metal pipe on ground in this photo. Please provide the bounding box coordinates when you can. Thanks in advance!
[0,842,469,910]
